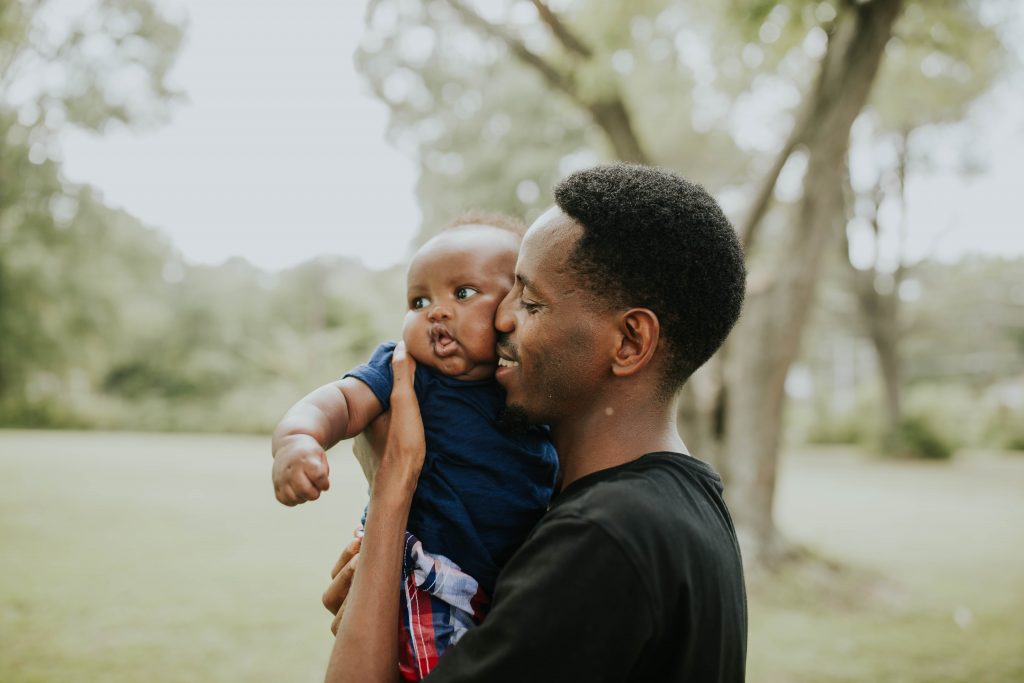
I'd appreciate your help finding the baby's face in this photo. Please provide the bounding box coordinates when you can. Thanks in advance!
[402,225,519,381]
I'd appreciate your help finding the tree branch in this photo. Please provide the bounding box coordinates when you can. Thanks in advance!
[737,7,857,254]
[442,0,648,163]
[529,0,592,58]
[443,0,575,95]
[739,0,902,254]
[737,125,805,254]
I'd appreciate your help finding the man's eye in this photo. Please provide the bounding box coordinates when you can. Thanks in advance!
[455,287,479,301]
[411,296,430,310]
[522,299,541,314]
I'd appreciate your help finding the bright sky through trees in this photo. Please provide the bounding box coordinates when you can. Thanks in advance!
[55,0,1023,272]
[59,0,421,271]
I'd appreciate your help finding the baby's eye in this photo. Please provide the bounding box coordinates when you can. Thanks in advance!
[455,286,479,301]
[411,296,430,310]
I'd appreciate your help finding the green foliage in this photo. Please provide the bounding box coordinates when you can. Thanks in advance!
[873,1,1009,130]
[798,375,1024,459]
[801,387,885,447]
[0,252,398,433]
[796,253,1024,457]
[355,0,750,242]
[0,0,1018,437]
[892,414,953,460]
[901,258,1024,384]
[981,395,1024,451]
[0,0,409,433]
[0,0,184,409]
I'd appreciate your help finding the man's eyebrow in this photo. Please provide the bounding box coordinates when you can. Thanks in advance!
[516,272,535,291]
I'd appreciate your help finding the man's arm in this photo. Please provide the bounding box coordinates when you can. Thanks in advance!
[271,377,382,505]
[324,342,424,683]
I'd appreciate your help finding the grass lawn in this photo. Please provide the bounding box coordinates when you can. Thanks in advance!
[753,447,1024,682]
[1,431,1022,682]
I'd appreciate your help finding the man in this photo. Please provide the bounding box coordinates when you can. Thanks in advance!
[324,164,748,682]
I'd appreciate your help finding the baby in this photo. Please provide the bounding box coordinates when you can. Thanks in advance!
[270,213,558,680]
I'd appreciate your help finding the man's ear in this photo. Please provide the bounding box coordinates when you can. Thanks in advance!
[610,308,660,378]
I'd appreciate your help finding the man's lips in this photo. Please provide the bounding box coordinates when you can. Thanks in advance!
[495,341,519,380]
[494,355,519,383]
[496,339,519,367]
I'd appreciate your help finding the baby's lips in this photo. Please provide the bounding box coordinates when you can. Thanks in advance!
[429,324,455,344]
[432,334,460,358]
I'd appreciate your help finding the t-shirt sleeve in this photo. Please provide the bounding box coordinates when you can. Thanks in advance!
[425,512,656,683]
[343,341,397,411]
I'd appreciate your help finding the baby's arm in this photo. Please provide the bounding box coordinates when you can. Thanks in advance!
[271,377,384,506]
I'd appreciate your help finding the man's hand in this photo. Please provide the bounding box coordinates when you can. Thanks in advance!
[271,434,330,505]
[323,342,425,683]
[324,536,361,635]
[376,341,425,488]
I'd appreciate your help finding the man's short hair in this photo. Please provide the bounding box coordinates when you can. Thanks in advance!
[554,163,746,394]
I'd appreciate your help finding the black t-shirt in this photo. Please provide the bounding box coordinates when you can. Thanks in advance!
[427,452,748,682]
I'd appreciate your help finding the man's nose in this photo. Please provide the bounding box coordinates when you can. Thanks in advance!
[495,289,515,332]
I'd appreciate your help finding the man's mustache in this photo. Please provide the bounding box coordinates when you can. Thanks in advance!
[496,335,518,361]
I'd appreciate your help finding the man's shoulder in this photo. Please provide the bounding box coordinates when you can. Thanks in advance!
[479,451,746,678]
[545,452,741,575]
[552,453,724,526]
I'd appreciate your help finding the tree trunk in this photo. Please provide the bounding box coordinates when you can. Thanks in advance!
[588,99,649,164]
[676,357,725,472]
[842,129,910,453]
[872,309,903,448]
[845,251,905,451]
[721,0,904,568]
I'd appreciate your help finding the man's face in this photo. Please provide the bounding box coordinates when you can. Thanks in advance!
[403,226,518,381]
[495,207,608,425]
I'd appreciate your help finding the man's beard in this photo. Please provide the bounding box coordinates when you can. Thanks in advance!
[495,404,534,436]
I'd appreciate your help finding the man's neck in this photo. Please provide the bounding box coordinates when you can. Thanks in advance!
[550,388,685,490]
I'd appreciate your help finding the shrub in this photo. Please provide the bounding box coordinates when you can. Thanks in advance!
[798,387,884,448]
[979,392,1024,452]
[892,415,954,460]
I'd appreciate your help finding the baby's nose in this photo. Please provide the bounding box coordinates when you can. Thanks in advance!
[428,304,452,321]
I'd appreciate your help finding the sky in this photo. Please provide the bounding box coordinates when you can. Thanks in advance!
[61,0,421,271]
[56,0,1024,273]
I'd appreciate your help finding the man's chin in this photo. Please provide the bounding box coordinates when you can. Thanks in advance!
[495,403,535,436]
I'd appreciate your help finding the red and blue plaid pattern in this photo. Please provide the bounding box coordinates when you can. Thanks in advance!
[398,531,490,681]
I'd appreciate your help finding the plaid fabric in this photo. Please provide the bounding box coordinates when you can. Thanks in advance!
[398,531,490,681]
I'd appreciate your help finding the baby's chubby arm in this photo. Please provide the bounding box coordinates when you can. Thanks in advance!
[271,377,384,506]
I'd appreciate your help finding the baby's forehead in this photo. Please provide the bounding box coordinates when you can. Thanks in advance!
[411,226,519,266]
[426,223,519,251]
[405,227,518,292]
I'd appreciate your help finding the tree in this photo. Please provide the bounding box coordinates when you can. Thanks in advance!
[356,0,1010,565]
[0,0,183,415]
[838,1,1008,453]
[0,2,403,432]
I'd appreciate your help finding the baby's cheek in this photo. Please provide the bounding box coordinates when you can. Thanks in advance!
[471,319,499,360]
[401,318,433,367]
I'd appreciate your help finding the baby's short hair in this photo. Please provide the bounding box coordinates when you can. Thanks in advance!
[446,210,527,238]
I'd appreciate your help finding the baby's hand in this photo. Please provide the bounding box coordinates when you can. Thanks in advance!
[272,434,330,505]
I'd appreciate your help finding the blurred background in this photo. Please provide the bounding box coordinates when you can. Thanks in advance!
[1,0,1022,681]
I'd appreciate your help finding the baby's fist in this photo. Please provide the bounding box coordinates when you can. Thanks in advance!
[272,434,330,505]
